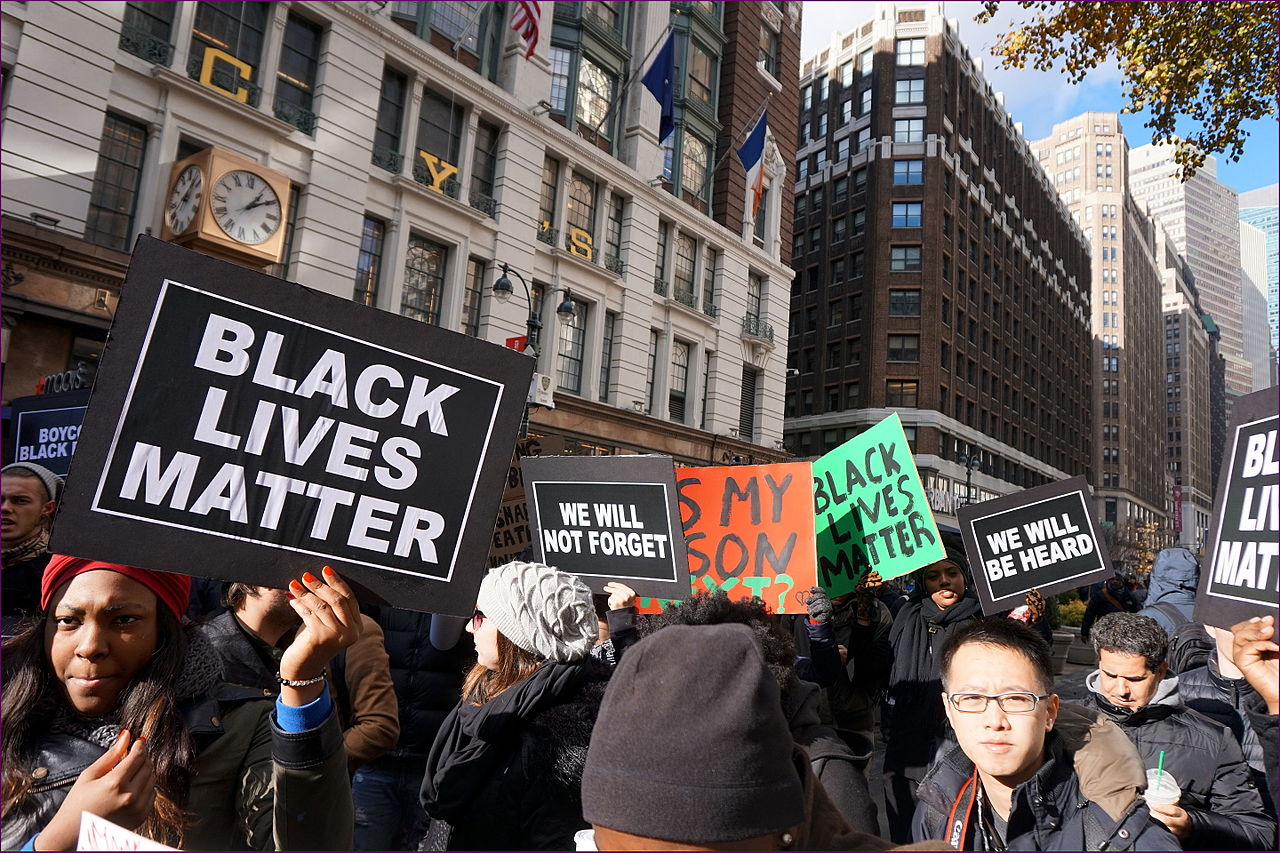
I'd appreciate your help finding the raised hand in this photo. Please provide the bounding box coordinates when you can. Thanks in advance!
[278,566,363,706]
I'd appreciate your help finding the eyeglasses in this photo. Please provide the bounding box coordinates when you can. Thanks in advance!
[946,692,1050,714]
[470,610,485,631]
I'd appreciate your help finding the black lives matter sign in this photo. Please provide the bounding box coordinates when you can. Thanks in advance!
[958,476,1112,615]
[51,238,532,616]
[1196,388,1279,628]
[524,455,690,600]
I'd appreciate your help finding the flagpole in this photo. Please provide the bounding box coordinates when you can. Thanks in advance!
[695,91,772,200]
[587,18,677,143]
[449,2,492,57]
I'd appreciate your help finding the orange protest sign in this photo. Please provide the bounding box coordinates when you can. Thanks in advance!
[637,462,818,614]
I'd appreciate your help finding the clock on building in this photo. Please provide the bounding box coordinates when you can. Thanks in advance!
[160,147,291,267]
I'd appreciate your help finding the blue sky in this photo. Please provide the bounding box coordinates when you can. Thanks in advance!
[800,1,1278,194]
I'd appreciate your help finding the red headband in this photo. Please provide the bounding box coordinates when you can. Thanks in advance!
[41,555,191,621]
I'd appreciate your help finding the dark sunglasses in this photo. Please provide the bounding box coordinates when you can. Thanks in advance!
[470,609,485,631]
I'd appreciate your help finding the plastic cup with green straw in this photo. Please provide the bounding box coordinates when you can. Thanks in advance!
[1155,750,1166,791]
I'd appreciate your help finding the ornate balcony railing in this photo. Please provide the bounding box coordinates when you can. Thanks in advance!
[273,99,317,135]
[603,254,625,276]
[653,278,668,297]
[371,145,404,174]
[469,191,497,218]
[673,288,698,309]
[119,25,173,66]
[702,300,720,318]
[741,315,775,342]
[536,226,559,246]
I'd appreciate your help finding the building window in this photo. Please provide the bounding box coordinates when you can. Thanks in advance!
[681,131,711,200]
[274,14,322,133]
[646,330,660,414]
[189,1,268,102]
[470,119,500,202]
[674,233,697,297]
[852,210,866,236]
[352,215,385,307]
[600,310,618,401]
[836,137,849,161]
[556,297,588,393]
[895,78,924,104]
[656,221,671,284]
[669,340,690,422]
[888,334,920,362]
[840,61,853,87]
[401,234,447,324]
[415,88,463,192]
[121,2,175,62]
[576,54,615,141]
[758,24,779,77]
[739,366,759,441]
[747,272,763,322]
[856,126,872,153]
[549,46,571,111]
[888,289,921,316]
[702,246,718,313]
[860,87,873,116]
[373,66,407,168]
[461,257,485,336]
[859,47,873,74]
[885,379,919,407]
[84,112,149,251]
[892,202,922,227]
[605,193,625,263]
[896,38,925,65]
[753,185,769,243]
[539,156,559,233]
[802,84,812,110]
[890,246,922,271]
[893,119,924,143]
[853,168,867,192]
[688,39,715,105]
[893,159,923,184]
[566,172,597,244]
[582,0,621,32]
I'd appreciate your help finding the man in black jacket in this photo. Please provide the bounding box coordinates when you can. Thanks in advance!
[1087,612,1276,850]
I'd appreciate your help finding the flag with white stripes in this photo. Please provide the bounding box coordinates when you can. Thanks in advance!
[510,1,541,59]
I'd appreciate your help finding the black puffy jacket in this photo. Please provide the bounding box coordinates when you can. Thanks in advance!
[1088,673,1277,850]
[366,606,475,759]
[1178,657,1274,814]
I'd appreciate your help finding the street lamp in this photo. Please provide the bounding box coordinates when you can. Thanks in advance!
[492,263,577,354]
[957,449,982,507]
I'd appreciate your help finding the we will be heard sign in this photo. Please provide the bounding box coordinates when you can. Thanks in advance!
[50,238,533,616]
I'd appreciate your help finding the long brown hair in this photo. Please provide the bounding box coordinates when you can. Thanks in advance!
[2,606,194,847]
[461,632,543,705]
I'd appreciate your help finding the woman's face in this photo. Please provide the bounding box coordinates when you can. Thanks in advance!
[467,609,500,671]
[922,561,966,610]
[45,571,160,717]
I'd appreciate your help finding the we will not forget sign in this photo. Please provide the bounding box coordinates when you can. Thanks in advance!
[958,476,1113,615]
[1195,387,1279,628]
[50,238,533,616]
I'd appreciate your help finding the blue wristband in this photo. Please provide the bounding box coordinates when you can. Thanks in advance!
[274,688,333,732]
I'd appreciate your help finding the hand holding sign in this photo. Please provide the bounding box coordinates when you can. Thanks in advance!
[39,731,156,852]
[280,566,362,706]
[1230,615,1279,714]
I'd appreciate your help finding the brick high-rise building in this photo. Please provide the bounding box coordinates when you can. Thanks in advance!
[2,1,803,466]
[1030,113,1167,533]
[784,3,1093,527]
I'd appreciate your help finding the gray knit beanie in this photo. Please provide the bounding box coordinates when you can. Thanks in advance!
[1,462,64,503]
[475,561,596,662]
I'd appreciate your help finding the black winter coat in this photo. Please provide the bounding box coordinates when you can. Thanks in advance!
[367,606,475,758]
[1178,657,1274,813]
[1088,673,1277,850]
[782,679,877,835]
[914,734,1178,851]
[420,657,611,850]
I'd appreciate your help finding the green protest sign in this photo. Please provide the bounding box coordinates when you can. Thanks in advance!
[812,413,944,596]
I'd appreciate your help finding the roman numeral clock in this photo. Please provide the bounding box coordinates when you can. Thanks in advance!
[161,147,291,267]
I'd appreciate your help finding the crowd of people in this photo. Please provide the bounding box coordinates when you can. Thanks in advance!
[1,459,1277,851]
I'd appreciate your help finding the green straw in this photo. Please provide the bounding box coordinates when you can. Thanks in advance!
[1156,750,1166,787]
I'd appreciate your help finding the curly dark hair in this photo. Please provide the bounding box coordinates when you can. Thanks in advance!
[1090,612,1168,670]
[640,591,800,695]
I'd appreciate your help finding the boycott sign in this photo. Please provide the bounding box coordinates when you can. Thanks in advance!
[812,414,943,597]
[1195,387,1279,628]
[671,462,816,614]
[524,455,689,600]
[487,434,565,568]
[50,237,533,616]
[958,476,1112,615]
[7,390,90,476]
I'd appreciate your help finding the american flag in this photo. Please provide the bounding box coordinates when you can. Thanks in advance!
[510,1,541,59]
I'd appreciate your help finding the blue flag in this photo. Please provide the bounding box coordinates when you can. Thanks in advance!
[737,110,769,215]
[641,32,676,143]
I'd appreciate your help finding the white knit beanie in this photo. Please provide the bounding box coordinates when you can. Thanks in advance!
[475,561,597,662]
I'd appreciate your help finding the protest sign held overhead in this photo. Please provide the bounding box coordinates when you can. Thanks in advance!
[523,454,690,600]
[49,237,533,616]
[1195,387,1279,628]
[958,476,1113,615]
[812,414,943,597]
[7,390,90,477]
[636,462,817,614]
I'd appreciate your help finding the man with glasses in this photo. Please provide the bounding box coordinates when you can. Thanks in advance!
[1087,612,1276,849]
[913,617,1177,850]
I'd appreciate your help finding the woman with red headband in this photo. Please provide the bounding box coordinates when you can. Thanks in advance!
[1,556,360,850]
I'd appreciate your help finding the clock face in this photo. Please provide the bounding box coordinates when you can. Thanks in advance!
[211,169,282,245]
[165,165,203,234]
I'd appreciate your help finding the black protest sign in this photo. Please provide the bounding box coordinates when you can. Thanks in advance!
[523,455,690,599]
[49,237,533,616]
[7,390,91,477]
[1195,387,1279,628]
[958,476,1113,615]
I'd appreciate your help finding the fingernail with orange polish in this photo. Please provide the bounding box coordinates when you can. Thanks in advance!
[303,572,318,584]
